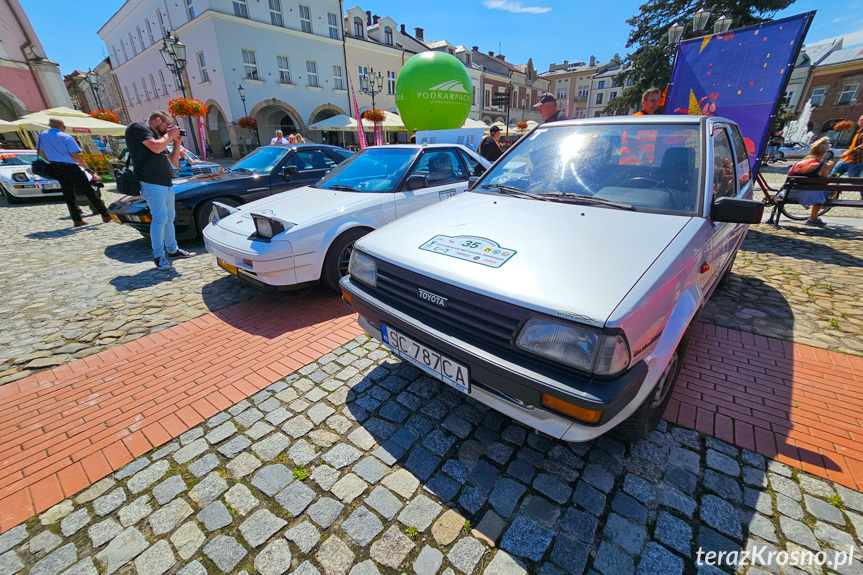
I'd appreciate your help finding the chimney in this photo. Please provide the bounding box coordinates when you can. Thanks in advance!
[488,51,494,56]
[499,55,505,60]
[373,15,380,24]
[563,60,568,67]
[589,55,596,66]
[414,27,423,39]
[472,46,479,52]
[366,11,372,25]
[400,24,406,33]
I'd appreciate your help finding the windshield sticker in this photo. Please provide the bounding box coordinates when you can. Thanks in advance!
[528,129,548,141]
[419,235,516,268]
[439,189,456,200]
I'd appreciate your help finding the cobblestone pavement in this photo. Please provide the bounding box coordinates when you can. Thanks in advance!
[0,187,259,386]
[700,170,863,356]
[2,337,863,575]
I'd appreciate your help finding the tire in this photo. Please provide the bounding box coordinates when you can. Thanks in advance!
[617,333,689,441]
[195,198,240,236]
[774,151,784,161]
[717,252,736,289]
[780,201,833,221]
[321,228,370,292]
[3,190,23,204]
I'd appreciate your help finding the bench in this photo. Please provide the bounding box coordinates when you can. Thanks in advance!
[766,176,863,227]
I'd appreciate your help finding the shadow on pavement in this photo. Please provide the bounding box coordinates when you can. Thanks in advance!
[743,226,863,268]
[109,266,180,290]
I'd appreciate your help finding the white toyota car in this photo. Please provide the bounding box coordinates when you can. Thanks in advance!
[203,144,490,291]
[341,116,764,441]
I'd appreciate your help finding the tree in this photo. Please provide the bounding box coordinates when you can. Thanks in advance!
[604,1,795,115]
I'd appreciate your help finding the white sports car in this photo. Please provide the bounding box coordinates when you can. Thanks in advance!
[0,150,63,203]
[203,144,490,291]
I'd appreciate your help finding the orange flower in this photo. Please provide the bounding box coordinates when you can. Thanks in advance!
[90,109,119,123]
[237,116,257,129]
[834,120,855,131]
[362,108,386,123]
[168,98,207,118]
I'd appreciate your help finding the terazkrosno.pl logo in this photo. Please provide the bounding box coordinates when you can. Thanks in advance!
[401,80,471,104]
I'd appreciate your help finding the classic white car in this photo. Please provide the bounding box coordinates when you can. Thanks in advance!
[341,116,764,441]
[203,144,490,291]
[0,150,62,203]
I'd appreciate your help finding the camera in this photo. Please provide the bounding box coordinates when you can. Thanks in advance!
[178,129,187,137]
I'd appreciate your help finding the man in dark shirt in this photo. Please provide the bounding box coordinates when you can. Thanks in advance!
[125,110,194,270]
[479,125,503,162]
[533,93,568,124]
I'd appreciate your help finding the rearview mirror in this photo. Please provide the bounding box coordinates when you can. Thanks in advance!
[405,174,428,191]
[282,165,299,181]
[712,196,764,224]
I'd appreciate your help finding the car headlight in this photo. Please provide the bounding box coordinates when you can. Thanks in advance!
[516,317,630,376]
[12,172,28,182]
[348,249,376,288]
[251,213,290,239]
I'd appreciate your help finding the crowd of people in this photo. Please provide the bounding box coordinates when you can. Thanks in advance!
[269,130,306,145]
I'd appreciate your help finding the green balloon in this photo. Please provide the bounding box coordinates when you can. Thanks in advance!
[396,52,472,132]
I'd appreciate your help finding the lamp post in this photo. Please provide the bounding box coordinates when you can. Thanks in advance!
[360,68,384,110]
[714,14,733,34]
[159,33,201,154]
[237,85,260,148]
[84,69,104,110]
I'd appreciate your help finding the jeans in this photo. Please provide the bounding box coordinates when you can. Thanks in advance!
[766,145,778,158]
[47,162,109,221]
[830,161,863,178]
[140,182,177,258]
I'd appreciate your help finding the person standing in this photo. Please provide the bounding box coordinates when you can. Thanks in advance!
[633,88,662,115]
[125,111,195,270]
[270,130,288,145]
[479,126,503,162]
[766,129,784,161]
[831,115,863,190]
[37,118,111,227]
[533,93,568,123]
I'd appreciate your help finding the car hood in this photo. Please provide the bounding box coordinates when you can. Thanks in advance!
[213,186,375,237]
[172,171,259,195]
[356,192,691,326]
[0,165,51,182]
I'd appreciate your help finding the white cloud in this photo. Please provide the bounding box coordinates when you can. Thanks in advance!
[483,0,551,14]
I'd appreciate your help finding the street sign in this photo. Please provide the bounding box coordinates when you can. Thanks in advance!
[491,93,509,107]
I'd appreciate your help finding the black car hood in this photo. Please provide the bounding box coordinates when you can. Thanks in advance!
[172,171,260,195]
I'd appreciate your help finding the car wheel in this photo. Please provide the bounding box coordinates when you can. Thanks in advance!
[617,332,689,441]
[195,198,239,237]
[2,189,23,204]
[321,228,370,292]
[717,253,737,289]
[774,151,784,160]
[825,151,834,161]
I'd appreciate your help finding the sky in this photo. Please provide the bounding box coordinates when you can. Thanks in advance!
[18,0,863,76]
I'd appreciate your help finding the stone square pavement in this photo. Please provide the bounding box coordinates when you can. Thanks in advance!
[2,327,863,574]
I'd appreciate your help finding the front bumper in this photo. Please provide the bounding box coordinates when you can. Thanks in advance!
[340,276,649,442]
[108,199,196,240]
[2,180,63,199]
[204,232,299,290]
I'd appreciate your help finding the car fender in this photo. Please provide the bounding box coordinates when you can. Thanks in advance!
[293,218,379,284]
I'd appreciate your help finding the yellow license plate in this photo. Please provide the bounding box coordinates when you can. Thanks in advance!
[110,214,121,223]
[218,258,238,276]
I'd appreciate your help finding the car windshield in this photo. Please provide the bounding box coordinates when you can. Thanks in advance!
[231,147,287,174]
[479,123,703,215]
[0,153,36,165]
[315,148,419,193]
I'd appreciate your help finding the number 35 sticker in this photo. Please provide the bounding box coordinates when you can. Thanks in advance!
[419,235,517,268]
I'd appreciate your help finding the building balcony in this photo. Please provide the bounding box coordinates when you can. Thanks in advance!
[574,95,588,102]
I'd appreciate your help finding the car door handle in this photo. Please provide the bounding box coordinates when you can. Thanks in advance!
[248,187,268,192]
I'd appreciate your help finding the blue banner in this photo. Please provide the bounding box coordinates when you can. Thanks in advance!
[665,12,814,172]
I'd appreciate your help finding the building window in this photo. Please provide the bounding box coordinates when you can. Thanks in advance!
[132,81,141,104]
[358,65,368,82]
[119,43,127,62]
[557,88,567,100]
[268,0,283,26]
[299,5,312,33]
[159,70,168,95]
[386,71,396,95]
[146,19,155,44]
[129,33,137,56]
[136,26,145,50]
[306,60,319,87]
[811,87,827,107]
[233,0,249,19]
[353,17,364,38]
[472,86,476,105]
[384,26,393,46]
[277,55,291,84]
[242,49,258,79]
[141,77,149,100]
[610,91,617,100]
[484,89,490,107]
[328,12,339,39]
[157,10,168,36]
[598,80,606,89]
[197,52,209,82]
[124,86,132,106]
[837,83,859,105]
[149,74,158,98]
[333,65,344,90]
[595,93,603,105]
[186,0,196,19]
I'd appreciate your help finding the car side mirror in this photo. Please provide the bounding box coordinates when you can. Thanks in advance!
[282,165,299,181]
[712,196,764,224]
[468,176,480,189]
[405,174,428,191]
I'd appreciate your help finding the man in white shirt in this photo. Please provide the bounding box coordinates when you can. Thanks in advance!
[270,130,288,145]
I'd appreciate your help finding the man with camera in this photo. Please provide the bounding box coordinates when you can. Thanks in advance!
[125,111,195,270]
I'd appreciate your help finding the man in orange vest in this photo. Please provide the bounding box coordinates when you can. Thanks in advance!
[831,115,863,194]
[633,88,663,115]
[620,88,662,164]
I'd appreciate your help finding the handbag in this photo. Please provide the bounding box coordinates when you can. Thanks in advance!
[31,134,51,178]
[115,151,150,196]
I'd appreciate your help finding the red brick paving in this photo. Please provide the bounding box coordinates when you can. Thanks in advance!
[0,290,361,533]
[666,322,863,492]
[2,297,863,533]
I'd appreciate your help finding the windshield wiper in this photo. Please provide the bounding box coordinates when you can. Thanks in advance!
[231,167,252,173]
[546,193,635,211]
[325,184,360,192]
[481,184,549,201]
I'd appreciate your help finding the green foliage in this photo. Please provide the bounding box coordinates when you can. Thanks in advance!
[293,465,309,481]
[827,495,845,509]
[605,1,796,115]
[406,526,418,539]
[463,520,472,533]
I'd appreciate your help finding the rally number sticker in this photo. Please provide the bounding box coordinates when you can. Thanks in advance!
[419,235,516,268]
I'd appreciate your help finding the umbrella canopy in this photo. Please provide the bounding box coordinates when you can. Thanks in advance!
[0,119,22,134]
[307,114,357,132]
[17,107,126,136]
[462,118,489,129]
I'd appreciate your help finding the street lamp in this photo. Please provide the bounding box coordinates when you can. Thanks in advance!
[237,85,260,147]
[667,21,685,46]
[714,14,733,34]
[84,69,104,110]
[360,68,384,110]
[692,6,712,32]
[159,32,201,154]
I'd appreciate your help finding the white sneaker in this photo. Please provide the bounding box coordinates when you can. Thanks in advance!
[154,256,172,270]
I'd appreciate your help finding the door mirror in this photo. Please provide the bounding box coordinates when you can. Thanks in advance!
[468,176,480,189]
[282,165,299,181]
[712,196,764,224]
[405,174,428,191]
